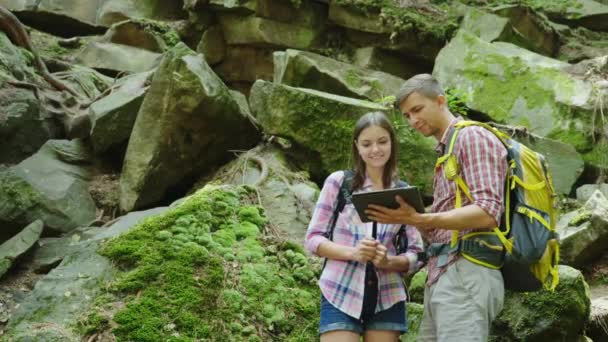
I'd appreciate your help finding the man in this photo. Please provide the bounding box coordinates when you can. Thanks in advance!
[366,74,507,341]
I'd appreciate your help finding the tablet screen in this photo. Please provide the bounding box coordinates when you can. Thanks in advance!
[351,187,424,222]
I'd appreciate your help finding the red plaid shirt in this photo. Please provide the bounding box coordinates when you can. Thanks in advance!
[423,119,508,287]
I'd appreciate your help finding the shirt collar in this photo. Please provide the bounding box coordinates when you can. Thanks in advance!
[435,117,462,154]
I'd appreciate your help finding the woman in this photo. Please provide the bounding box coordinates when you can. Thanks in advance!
[305,111,424,341]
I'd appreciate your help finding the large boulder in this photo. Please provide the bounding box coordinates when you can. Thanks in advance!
[207,144,319,242]
[77,42,162,74]
[1,0,106,36]
[97,0,187,27]
[558,190,608,267]
[577,183,608,202]
[492,127,583,195]
[119,43,259,212]
[89,71,153,154]
[352,47,427,80]
[433,30,595,154]
[490,265,591,341]
[0,140,96,238]
[327,1,450,64]
[5,185,321,341]
[218,13,323,49]
[214,46,275,83]
[0,220,43,277]
[587,296,608,342]
[460,6,560,57]
[539,0,608,32]
[29,207,169,272]
[248,80,436,192]
[274,49,405,102]
[0,87,57,164]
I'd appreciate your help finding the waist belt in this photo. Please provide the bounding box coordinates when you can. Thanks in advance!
[427,239,504,268]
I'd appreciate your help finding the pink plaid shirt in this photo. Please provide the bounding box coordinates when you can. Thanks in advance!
[424,119,508,287]
[305,171,424,319]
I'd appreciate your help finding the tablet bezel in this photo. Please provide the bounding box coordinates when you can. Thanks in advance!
[351,186,425,223]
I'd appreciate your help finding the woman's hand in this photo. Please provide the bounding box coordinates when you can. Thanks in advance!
[351,237,378,263]
[372,243,388,268]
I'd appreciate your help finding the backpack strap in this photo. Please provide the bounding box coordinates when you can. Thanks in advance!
[434,121,513,261]
[326,170,354,242]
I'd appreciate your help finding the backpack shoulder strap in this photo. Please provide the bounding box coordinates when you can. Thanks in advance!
[327,170,354,241]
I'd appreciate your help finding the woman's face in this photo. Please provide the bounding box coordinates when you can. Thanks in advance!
[356,125,392,170]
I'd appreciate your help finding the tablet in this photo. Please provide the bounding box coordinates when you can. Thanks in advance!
[351,186,425,222]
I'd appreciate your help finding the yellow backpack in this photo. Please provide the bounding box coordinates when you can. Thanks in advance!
[436,120,559,292]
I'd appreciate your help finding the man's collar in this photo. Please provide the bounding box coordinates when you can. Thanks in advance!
[435,117,462,154]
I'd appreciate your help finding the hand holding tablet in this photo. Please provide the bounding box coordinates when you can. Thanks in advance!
[351,186,425,223]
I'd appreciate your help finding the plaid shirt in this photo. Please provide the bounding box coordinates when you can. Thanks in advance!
[424,118,508,287]
[305,171,424,319]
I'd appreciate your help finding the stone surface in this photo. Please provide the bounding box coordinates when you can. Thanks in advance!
[0,140,96,237]
[558,191,608,267]
[434,30,595,153]
[119,43,259,212]
[77,41,162,73]
[90,71,153,153]
[208,145,319,242]
[0,220,43,277]
[248,80,436,192]
[490,265,591,341]
[218,13,322,49]
[274,49,405,102]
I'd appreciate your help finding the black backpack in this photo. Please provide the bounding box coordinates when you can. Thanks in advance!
[323,170,409,321]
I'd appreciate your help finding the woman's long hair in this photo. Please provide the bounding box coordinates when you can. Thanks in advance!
[351,111,398,191]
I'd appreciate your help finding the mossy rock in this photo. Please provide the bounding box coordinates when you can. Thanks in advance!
[249,80,436,192]
[490,265,591,341]
[84,184,320,341]
[434,30,595,154]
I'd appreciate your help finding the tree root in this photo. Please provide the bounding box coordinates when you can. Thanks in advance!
[0,5,81,98]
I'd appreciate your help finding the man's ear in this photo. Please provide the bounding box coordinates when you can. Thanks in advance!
[436,94,446,108]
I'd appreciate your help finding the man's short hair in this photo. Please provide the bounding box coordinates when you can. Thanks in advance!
[394,74,445,109]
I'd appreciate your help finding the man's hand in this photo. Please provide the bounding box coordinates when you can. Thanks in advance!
[352,237,378,263]
[366,195,424,226]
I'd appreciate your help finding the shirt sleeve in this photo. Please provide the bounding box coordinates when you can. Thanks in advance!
[304,171,344,256]
[399,225,424,274]
[456,126,508,226]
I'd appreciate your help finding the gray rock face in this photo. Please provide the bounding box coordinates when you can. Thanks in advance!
[433,30,595,154]
[508,131,584,195]
[558,190,608,267]
[218,13,323,49]
[274,49,405,102]
[0,140,96,237]
[0,87,57,164]
[90,71,153,154]
[577,184,608,202]
[4,206,168,340]
[77,41,162,73]
[587,296,608,342]
[352,47,428,80]
[491,265,591,341]
[214,46,274,83]
[0,220,43,277]
[97,0,187,26]
[119,43,259,212]
[248,80,436,192]
[209,145,319,242]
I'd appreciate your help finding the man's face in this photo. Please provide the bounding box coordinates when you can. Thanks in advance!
[398,91,445,138]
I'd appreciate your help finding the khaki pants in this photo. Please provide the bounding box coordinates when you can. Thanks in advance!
[417,258,504,342]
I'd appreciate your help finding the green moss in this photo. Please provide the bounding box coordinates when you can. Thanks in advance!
[334,0,458,41]
[85,185,320,341]
[0,170,40,220]
[568,209,592,226]
[130,18,182,49]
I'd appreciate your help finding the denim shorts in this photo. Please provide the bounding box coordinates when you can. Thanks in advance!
[319,295,408,335]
